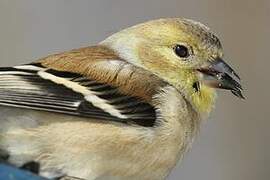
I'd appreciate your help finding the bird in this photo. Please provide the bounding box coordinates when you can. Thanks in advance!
[0,18,243,180]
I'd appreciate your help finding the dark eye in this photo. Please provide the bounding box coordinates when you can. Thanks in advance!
[174,44,189,58]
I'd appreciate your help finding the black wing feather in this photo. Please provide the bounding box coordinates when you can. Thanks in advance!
[0,64,156,127]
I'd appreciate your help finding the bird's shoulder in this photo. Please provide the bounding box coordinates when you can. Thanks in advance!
[0,45,168,127]
[38,45,165,101]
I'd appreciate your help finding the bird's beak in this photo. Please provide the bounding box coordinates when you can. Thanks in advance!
[197,57,244,99]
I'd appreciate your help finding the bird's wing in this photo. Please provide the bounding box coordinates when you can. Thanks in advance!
[0,46,165,127]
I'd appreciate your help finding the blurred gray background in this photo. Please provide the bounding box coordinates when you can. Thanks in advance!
[0,0,269,180]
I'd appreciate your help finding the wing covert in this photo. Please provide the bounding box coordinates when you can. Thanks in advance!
[0,63,156,127]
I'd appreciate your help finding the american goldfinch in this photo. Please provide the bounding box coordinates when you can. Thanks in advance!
[0,18,243,180]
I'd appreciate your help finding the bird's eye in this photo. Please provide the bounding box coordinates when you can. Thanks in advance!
[174,44,190,58]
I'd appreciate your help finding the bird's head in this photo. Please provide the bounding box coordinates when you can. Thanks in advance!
[101,18,243,115]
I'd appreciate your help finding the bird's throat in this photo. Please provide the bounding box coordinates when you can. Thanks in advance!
[189,84,216,116]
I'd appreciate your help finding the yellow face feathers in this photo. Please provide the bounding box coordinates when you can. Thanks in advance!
[102,18,242,115]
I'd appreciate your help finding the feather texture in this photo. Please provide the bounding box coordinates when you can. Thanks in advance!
[0,64,157,127]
